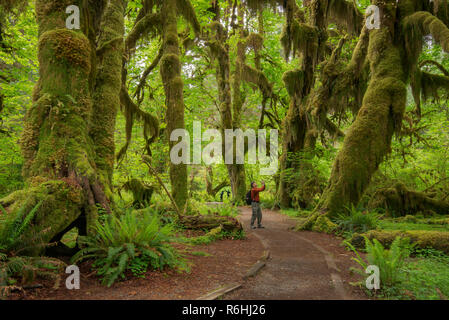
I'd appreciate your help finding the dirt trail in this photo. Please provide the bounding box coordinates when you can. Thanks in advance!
[224,207,367,300]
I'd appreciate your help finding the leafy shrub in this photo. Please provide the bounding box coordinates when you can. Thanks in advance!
[0,200,43,252]
[187,200,239,218]
[334,205,380,236]
[185,226,245,245]
[214,203,239,217]
[260,192,278,210]
[72,209,187,287]
[346,236,413,289]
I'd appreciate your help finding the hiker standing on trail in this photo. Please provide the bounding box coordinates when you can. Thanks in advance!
[251,181,265,229]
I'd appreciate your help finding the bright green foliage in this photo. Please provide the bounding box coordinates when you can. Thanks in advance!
[0,201,65,297]
[0,200,43,253]
[71,209,186,287]
[333,205,380,235]
[346,236,413,289]
[398,250,449,300]
[185,226,245,245]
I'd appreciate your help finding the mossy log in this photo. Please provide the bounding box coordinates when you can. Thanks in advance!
[179,214,242,232]
[368,183,449,216]
[349,229,449,255]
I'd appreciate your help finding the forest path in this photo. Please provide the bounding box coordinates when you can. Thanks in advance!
[223,207,367,300]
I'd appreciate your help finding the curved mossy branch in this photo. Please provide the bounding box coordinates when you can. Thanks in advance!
[119,5,162,165]
[419,59,449,76]
[242,64,273,104]
[117,87,160,162]
[324,117,345,138]
[125,12,162,54]
[176,0,201,35]
[134,45,163,103]
[403,11,449,66]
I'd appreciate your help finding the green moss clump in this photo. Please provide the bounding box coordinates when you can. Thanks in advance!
[311,215,337,234]
[39,29,91,73]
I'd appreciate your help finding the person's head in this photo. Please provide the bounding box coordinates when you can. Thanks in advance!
[251,181,256,188]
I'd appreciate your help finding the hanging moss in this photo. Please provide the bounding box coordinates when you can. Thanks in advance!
[281,20,319,62]
[121,179,154,208]
[311,5,407,221]
[283,69,305,98]
[176,0,201,34]
[325,0,363,35]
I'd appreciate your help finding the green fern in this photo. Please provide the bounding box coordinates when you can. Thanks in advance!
[334,205,380,235]
[0,200,44,251]
[72,208,187,287]
[345,236,413,288]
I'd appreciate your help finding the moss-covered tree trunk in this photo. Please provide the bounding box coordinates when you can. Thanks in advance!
[278,1,322,208]
[227,34,247,203]
[0,0,125,255]
[209,5,247,204]
[90,0,126,200]
[160,0,188,210]
[316,1,407,218]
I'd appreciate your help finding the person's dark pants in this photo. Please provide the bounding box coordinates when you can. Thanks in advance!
[251,201,262,227]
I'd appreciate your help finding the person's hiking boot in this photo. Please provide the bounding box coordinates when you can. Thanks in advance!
[251,225,256,229]
[257,225,265,229]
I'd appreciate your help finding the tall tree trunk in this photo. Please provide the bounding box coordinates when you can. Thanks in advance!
[210,4,246,203]
[315,1,407,218]
[91,0,126,200]
[160,0,188,210]
[0,0,125,255]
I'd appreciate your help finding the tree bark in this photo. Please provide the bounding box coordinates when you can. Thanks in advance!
[90,0,126,200]
[315,0,407,218]
[160,0,188,211]
[0,0,124,255]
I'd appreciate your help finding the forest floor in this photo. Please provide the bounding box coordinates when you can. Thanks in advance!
[223,207,367,300]
[9,207,367,300]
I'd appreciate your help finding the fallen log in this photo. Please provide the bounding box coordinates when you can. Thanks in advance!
[349,229,449,255]
[179,214,242,232]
